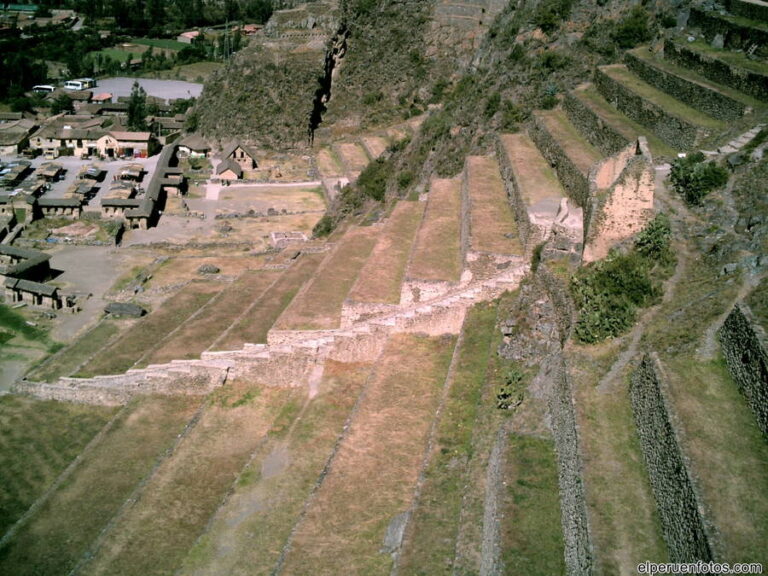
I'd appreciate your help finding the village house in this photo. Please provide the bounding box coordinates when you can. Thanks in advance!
[222,140,258,171]
[216,158,243,181]
[4,277,77,311]
[0,244,51,283]
[37,197,82,219]
[0,118,36,156]
[178,134,210,158]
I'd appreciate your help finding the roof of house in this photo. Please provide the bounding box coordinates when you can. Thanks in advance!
[221,140,258,161]
[38,197,82,208]
[179,134,210,151]
[216,158,243,177]
[4,277,58,297]
[101,197,140,207]
[0,131,28,146]
[0,112,23,122]
[104,302,146,317]
[109,131,151,142]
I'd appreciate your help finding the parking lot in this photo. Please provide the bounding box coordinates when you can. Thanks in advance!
[95,77,203,102]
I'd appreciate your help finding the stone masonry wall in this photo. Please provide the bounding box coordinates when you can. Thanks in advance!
[664,39,768,102]
[544,352,593,576]
[625,50,751,121]
[689,7,768,50]
[725,0,768,22]
[630,354,714,563]
[495,135,536,250]
[563,91,631,157]
[529,114,591,209]
[717,304,768,439]
[594,67,707,149]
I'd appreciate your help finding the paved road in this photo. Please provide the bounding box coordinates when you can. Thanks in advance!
[96,77,203,102]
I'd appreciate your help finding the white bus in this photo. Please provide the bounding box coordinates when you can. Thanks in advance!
[63,78,96,91]
[32,85,56,94]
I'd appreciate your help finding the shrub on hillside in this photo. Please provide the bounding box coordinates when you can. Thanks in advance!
[670,152,729,205]
[534,0,575,34]
[611,6,653,49]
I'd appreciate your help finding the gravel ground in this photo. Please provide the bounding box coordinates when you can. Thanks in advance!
[95,77,203,102]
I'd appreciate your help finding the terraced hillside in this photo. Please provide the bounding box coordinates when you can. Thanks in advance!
[3,2,768,575]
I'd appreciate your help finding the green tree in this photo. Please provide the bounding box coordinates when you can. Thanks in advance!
[127,81,148,131]
[51,94,74,115]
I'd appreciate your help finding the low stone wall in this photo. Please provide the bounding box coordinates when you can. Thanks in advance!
[726,0,768,22]
[625,50,750,121]
[689,7,768,50]
[594,67,708,149]
[536,263,575,344]
[340,300,399,328]
[13,367,226,406]
[717,304,768,439]
[563,91,631,157]
[400,278,456,304]
[630,354,714,563]
[543,352,593,576]
[529,114,591,208]
[664,39,768,102]
[495,135,537,249]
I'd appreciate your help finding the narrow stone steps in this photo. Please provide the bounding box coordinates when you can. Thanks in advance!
[595,64,724,148]
[625,47,763,120]
[565,83,675,158]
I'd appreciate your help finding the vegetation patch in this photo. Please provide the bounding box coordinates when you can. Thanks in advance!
[0,396,200,576]
[396,303,497,575]
[670,152,729,206]
[0,396,116,535]
[572,214,674,343]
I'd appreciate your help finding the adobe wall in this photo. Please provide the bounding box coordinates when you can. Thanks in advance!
[583,140,655,263]
[630,354,715,563]
[664,40,768,102]
[594,67,708,149]
[717,304,768,439]
[689,7,768,50]
[625,50,751,121]
[563,91,631,157]
[529,114,591,209]
[543,352,594,576]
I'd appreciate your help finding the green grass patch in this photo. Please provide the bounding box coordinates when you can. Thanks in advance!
[0,396,116,535]
[27,320,120,382]
[0,396,200,576]
[130,37,188,51]
[76,282,220,376]
[397,302,498,575]
[0,304,49,343]
[501,434,565,575]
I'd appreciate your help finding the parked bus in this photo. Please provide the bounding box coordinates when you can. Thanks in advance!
[63,78,96,91]
[32,85,56,94]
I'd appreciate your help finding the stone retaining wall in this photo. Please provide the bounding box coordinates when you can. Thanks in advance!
[401,278,456,304]
[544,352,593,576]
[630,354,714,563]
[725,0,768,22]
[563,91,631,157]
[495,135,537,250]
[536,264,575,344]
[664,39,768,102]
[529,114,591,208]
[594,67,708,149]
[717,304,768,439]
[625,50,751,121]
[689,7,768,50]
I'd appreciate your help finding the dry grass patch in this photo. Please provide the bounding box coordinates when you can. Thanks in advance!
[0,395,200,576]
[466,155,524,256]
[217,185,326,214]
[0,396,117,535]
[179,360,372,576]
[141,269,283,364]
[335,142,370,173]
[147,255,266,289]
[536,109,603,176]
[361,135,390,159]
[316,148,343,177]
[568,343,667,575]
[397,303,497,575]
[408,178,462,283]
[275,227,379,330]
[78,382,299,576]
[77,281,221,376]
[213,252,326,349]
[500,133,565,208]
[280,334,456,576]
[348,201,425,304]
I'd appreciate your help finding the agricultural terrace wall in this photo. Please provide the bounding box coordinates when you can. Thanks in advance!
[535,264,575,344]
[630,354,715,563]
[340,300,399,328]
[717,304,768,440]
[495,136,536,249]
[401,279,456,304]
[529,115,591,209]
[228,348,320,385]
[563,91,632,157]
[12,368,225,406]
[544,352,594,576]
[725,0,768,22]
[688,7,768,50]
[624,50,752,121]
[594,68,707,149]
[664,40,768,102]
